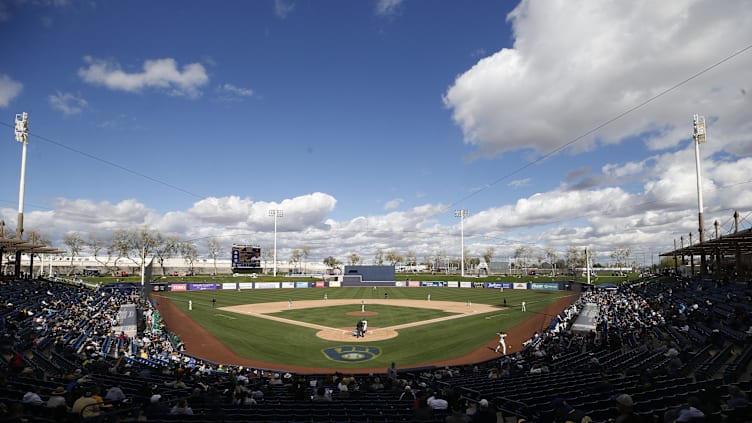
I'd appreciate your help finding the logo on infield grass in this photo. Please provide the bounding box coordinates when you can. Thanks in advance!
[323,346,381,362]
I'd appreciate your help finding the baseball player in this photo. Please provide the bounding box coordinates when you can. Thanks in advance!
[495,331,508,354]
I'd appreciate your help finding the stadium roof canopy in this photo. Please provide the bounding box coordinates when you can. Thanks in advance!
[659,227,752,258]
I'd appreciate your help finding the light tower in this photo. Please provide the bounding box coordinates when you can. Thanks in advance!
[268,209,284,277]
[14,112,29,277]
[693,114,707,274]
[454,209,469,277]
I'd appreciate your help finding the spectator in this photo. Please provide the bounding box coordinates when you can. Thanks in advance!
[170,399,194,415]
[21,388,43,407]
[470,399,496,423]
[413,395,435,421]
[104,383,126,404]
[427,391,449,410]
[46,386,69,410]
[72,390,100,420]
[613,394,642,423]
[446,404,470,423]
[670,396,705,423]
[312,387,332,402]
[551,398,591,423]
[725,385,749,409]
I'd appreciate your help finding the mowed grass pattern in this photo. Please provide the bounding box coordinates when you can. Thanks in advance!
[270,304,455,328]
[159,287,568,370]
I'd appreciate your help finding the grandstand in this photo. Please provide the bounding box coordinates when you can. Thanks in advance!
[1,273,750,422]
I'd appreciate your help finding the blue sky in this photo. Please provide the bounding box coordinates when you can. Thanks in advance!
[1,0,751,266]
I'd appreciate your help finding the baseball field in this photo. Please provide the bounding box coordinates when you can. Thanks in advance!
[155,286,574,373]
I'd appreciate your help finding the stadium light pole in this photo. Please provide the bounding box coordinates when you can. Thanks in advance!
[268,209,284,277]
[14,112,29,277]
[454,209,469,277]
[693,114,707,275]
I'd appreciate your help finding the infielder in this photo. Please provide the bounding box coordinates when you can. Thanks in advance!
[495,331,508,354]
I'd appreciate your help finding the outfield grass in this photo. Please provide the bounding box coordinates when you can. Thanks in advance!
[159,287,569,370]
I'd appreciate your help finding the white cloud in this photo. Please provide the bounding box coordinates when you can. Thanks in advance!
[48,91,87,115]
[78,56,209,98]
[0,74,23,108]
[443,0,752,159]
[508,178,530,188]
[217,83,254,100]
[384,198,403,210]
[375,0,402,16]
[274,0,294,19]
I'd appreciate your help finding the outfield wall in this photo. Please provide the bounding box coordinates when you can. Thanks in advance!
[156,280,570,291]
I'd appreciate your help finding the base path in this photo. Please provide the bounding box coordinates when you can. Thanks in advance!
[155,293,576,374]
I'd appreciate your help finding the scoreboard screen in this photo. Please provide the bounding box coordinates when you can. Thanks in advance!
[231,245,261,268]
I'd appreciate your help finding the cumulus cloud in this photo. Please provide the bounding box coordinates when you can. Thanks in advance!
[443,0,752,159]
[0,74,23,107]
[274,0,294,18]
[78,56,209,98]
[48,91,87,115]
[375,0,402,16]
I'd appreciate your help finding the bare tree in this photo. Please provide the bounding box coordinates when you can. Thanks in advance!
[483,247,495,272]
[323,256,342,273]
[610,246,632,267]
[347,253,361,266]
[179,241,198,273]
[107,229,134,274]
[153,234,180,276]
[302,245,310,274]
[544,247,558,275]
[63,232,84,275]
[373,249,384,265]
[289,249,302,274]
[262,245,274,274]
[87,233,113,274]
[385,250,402,267]
[206,238,222,276]
[514,246,531,275]
[404,250,416,271]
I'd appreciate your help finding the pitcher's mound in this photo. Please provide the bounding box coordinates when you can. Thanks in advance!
[317,327,397,341]
[346,311,379,316]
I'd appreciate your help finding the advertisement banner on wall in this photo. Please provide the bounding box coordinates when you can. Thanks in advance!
[255,282,279,289]
[238,283,253,290]
[421,281,445,287]
[188,283,217,291]
[447,281,459,288]
[394,281,404,287]
[513,283,528,290]
[486,282,513,289]
[170,283,187,291]
[459,281,473,288]
[298,281,312,288]
[408,281,421,287]
[222,283,236,290]
[314,281,325,288]
[328,280,341,288]
[531,282,560,290]
[281,282,295,289]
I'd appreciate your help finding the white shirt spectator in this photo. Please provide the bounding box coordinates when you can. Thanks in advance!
[23,391,44,406]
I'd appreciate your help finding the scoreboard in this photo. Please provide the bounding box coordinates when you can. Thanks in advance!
[231,245,262,269]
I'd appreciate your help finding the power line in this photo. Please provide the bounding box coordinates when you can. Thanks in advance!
[0,121,204,199]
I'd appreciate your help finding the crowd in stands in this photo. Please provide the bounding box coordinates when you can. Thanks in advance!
[0,274,750,423]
